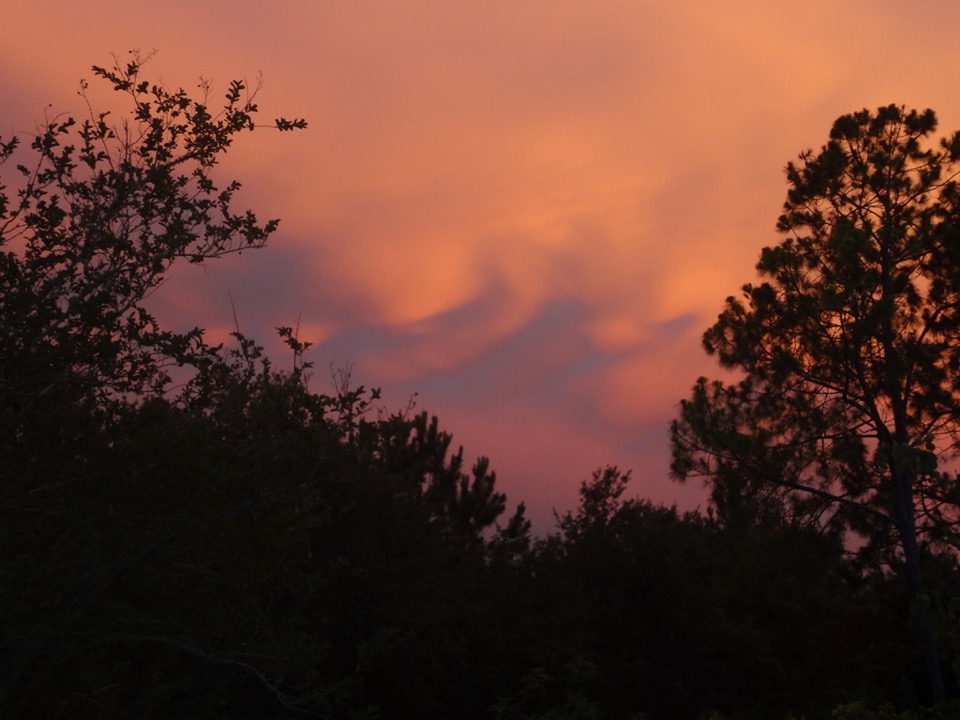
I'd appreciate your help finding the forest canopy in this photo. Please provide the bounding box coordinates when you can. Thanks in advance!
[2,55,960,719]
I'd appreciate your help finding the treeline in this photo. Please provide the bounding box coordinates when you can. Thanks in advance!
[2,373,948,719]
[2,55,960,719]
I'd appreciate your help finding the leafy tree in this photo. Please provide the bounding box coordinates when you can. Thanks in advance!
[0,51,319,716]
[670,105,960,704]
[492,466,857,720]
[0,50,305,422]
[0,52,526,719]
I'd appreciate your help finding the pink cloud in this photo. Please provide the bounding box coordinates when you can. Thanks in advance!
[6,0,960,528]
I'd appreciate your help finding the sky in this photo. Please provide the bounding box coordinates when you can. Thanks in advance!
[4,1,960,530]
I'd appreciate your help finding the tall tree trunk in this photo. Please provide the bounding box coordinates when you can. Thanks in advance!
[891,464,946,704]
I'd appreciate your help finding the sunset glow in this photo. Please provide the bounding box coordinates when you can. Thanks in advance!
[6,0,960,527]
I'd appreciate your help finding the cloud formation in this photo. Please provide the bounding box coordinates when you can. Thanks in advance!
[6,0,960,528]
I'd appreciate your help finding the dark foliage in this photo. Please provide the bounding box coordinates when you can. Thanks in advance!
[3,61,959,719]
[671,105,960,706]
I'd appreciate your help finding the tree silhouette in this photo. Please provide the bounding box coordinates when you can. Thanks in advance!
[0,55,522,718]
[0,50,305,413]
[11,55,960,719]
[671,104,960,703]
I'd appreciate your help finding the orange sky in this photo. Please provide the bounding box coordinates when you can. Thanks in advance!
[5,1,960,528]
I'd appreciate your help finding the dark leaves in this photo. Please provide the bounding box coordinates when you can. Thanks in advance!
[0,51,305,402]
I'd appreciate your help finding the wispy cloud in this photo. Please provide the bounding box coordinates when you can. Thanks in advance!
[5,0,960,527]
